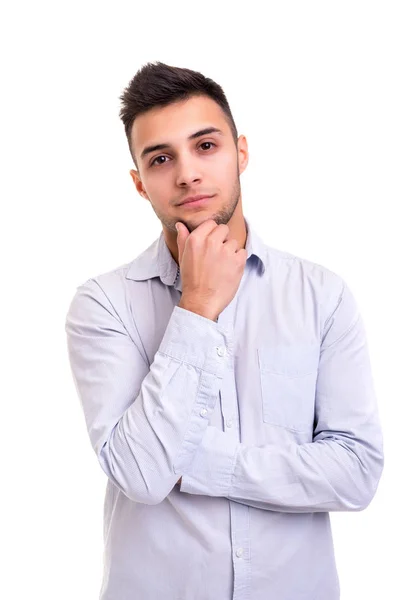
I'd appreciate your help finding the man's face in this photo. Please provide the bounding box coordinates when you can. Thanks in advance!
[129,94,248,234]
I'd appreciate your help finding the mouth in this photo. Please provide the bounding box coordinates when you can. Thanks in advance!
[178,194,215,208]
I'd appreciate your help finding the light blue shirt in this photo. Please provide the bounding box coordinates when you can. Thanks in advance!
[65,215,384,600]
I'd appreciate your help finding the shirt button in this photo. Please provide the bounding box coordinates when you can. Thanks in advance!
[200,408,208,418]
[236,548,243,558]
[216,346,226,357]
[226,419,233,428]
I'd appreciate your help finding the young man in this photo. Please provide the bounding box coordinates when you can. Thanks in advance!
[65,61,384,600]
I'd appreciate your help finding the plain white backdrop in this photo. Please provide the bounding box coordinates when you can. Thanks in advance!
[1,1,398,598]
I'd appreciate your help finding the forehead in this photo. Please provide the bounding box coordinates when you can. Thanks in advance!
[132,95,229,156]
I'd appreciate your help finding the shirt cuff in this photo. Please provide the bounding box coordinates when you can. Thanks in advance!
[179,426,239,497]
[159,305,234,378]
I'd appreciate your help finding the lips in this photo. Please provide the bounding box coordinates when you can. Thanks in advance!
[179,194,214,206]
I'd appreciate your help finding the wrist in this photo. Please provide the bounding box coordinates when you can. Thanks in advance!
[178,300,218,322]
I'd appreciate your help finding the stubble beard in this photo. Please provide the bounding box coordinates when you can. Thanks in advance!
[154,173,241,234]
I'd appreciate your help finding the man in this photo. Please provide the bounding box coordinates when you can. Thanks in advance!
[65,61,384,600]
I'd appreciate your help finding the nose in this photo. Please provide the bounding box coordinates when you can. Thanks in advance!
[175,155,202,187]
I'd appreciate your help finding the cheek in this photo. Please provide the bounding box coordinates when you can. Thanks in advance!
[142,174,168,198]
[210,151,237,177]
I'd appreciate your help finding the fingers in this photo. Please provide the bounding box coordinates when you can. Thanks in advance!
[176,221,189,263]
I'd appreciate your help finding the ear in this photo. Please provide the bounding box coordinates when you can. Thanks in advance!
[129,169,149,200]
[237,135,249,175]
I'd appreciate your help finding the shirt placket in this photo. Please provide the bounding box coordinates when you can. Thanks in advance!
[217,264,251,600]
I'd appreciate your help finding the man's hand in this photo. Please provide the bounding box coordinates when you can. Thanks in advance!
[176,219,247,321]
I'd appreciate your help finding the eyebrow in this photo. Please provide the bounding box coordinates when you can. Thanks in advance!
[140,127,224,161]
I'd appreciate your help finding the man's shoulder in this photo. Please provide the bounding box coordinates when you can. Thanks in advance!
[65,251,155,341]
[92,259,134,286]
[264,241,344,288]
[74,259,133,296]
[74,235,159,295]
[262,242,348,332]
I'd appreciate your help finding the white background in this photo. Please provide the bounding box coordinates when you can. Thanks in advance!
[1,1,398,598]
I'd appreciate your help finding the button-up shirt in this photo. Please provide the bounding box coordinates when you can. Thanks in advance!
[65,215,384,600]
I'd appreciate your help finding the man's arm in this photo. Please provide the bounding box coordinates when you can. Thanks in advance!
[65,278,232,505]
[179,280,384,512]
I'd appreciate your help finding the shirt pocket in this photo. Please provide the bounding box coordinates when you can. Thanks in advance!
[257,345,319,434]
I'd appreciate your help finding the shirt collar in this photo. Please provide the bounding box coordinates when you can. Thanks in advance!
[125,215,266,285]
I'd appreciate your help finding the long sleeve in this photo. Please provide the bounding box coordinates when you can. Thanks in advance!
[180,280,385,513]
[65,278,233,505]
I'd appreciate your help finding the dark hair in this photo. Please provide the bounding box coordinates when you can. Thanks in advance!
[119,61,238,168]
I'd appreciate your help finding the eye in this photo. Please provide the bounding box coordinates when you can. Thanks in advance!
[199,141,216,151]
[150,155,170,167]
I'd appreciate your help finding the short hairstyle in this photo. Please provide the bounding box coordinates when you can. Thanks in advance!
[119,61,238,168]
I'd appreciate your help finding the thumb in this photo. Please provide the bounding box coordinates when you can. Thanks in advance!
[175,221,189,263]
